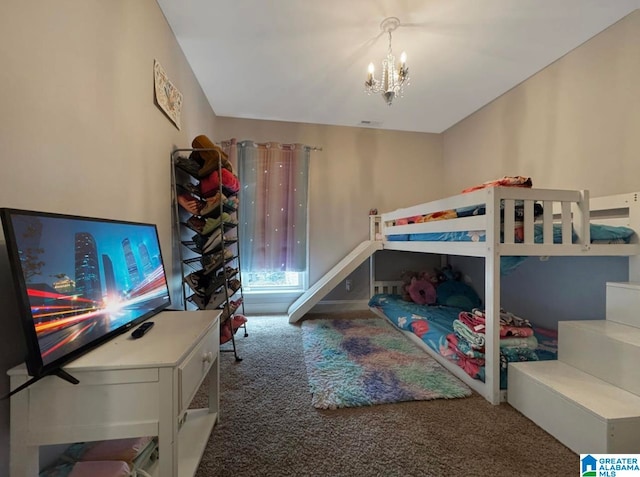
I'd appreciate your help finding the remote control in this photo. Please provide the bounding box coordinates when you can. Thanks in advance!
[131,321,154,339]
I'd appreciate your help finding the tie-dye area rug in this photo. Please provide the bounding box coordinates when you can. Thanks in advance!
[301,317,472,409]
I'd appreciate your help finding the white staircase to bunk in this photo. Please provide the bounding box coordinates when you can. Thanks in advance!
[508,281,640,454]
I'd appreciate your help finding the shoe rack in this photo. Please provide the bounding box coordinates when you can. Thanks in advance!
[171,140,248,361]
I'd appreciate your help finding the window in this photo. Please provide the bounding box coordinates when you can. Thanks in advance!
[236,141,310,292]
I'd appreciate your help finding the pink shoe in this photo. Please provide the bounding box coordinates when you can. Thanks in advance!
[232,314,248,330]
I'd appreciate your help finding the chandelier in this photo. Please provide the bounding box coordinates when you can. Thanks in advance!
[364,17,409,106]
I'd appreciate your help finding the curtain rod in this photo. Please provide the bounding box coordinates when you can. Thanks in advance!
[221,140,322,152]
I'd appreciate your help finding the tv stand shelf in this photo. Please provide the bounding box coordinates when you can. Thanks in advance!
[8,309,220,477]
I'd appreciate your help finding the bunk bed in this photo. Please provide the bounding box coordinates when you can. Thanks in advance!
[367,187,640,404]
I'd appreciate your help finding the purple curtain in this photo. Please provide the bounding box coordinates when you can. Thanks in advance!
[226,140,309,273]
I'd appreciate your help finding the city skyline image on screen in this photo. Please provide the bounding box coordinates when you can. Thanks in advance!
[1,208,171,377]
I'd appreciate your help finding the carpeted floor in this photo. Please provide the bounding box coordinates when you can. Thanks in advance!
[193,311,578,477]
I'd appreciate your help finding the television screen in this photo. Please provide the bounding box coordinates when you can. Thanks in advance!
[0,208,171,378]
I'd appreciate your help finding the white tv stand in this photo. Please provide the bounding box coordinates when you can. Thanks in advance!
[8,309,220,477]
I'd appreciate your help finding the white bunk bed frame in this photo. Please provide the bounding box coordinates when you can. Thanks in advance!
[368,187,640,405]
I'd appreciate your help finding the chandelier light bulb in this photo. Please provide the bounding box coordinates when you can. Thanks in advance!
[364,17,410,106]
[367,62,375,83]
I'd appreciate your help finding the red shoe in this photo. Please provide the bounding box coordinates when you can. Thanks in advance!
[220,323,233,344]
[232,314,248,330]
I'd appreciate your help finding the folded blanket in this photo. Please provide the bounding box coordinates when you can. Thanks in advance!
[452,319,485,349]
[457,309,534,337]
[452,319,539,350]
[447,333,539,364]
[417,209,458,222]
[446,333,485,358]
[501,346,539,362]
[497,334,539,350]
[461,176,532,193]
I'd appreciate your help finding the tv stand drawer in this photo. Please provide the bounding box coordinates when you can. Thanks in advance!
[179,319,219,413]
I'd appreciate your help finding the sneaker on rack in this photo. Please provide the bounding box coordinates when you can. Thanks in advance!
[184,272,205,295]
[192,228,220,252]
[232,314,248,330]
[201,249,233,275]
[199,191,225,217]
[180,182,202,197]
[205,286,235,309]
[191,233,206,252]
[200,217,218,236]
[222,212,238,225]
[224,196,239,210]
[174,155,201,177]
[201,251,224,275]
[201,230,224,254]
[228,279,241,292]
[200,292,222,310]
[186,216,206,235]
[188,293,208,309]
[220,307,230,323]
[215,266,238,279]
[177,192,203,215]
[220,323,233,344]
[187,216,219,236]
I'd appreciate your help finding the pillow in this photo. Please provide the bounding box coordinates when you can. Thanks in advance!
[40,461,131,477]
[80,436,153,464]
[62,436,153,466]
[69,461,131,477]
[435,281,482,311]
[407,277,437,305]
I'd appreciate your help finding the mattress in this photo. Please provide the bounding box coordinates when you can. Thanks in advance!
[368,294,558,389]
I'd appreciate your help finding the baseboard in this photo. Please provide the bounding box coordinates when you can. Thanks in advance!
[242,298,370,316]
[241,291,301,315]
[310,300,370,314]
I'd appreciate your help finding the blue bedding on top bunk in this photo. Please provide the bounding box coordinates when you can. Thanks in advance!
[386,223,634,244]
[386,223,635,275]
[368,294,558,389]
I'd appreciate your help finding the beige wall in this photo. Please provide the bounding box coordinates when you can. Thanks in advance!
[214,118,443,286]
[442,10,640,197]
[0,1,218,473]
[441,10,640,328]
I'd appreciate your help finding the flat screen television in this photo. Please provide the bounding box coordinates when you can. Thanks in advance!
[0,208,171,390]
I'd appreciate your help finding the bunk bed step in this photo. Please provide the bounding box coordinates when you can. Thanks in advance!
[508,360,640,454]
[559,320,640,397]
[606,281,640,328]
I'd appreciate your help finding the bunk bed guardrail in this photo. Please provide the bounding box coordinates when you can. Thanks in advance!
[370,188,639,256]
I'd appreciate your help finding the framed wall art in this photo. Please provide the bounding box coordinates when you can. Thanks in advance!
[154,59,183,130]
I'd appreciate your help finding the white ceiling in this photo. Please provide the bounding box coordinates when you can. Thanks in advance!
[157,1,639,134]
